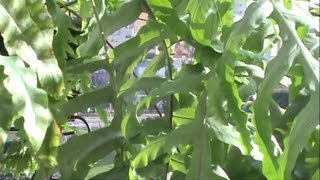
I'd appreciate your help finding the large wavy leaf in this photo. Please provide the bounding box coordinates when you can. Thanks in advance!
[0,0,64,97]
[58,126,123,179]
[60,85,114,115]
[206,118,245,154]
[270,1,320,178]
[217,0,273,154]
[186,92,212,179]
[187,0,218,47]
[224,1,273,51]
[131,122,195,168]
[35,120,61,179]
[253,40,299,178]
[0,56,54,152]
[37,120,60,164]
[186,127,228,180]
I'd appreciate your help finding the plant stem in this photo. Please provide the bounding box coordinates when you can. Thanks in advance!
[89,0,121,128]
[132,72,163,117]
[90,0,108,57]
[163,41,174,180]
[105,38,163,118]
[141,1,174,179]
[163,41,174,128]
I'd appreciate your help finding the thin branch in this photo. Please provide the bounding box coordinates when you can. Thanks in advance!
[89,0,120,128]
[163,41,174,128]
[106,40,115,49]
[58,0,77,8]
[141,0,172,124]
[57,2,81,19]
[89,0,109,54]
[132,72,163,118]
[138,17,148,21]
[164,46,174,180]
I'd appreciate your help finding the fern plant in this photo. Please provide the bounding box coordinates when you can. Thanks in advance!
[0,0,319,179]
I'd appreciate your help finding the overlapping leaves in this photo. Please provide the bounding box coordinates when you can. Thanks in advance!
[0,56,54,152]
[0,0,64,97]
[0,0,318,179]
[78,0,143,57]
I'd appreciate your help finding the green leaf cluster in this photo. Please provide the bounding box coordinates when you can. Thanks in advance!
[0,0,318,179]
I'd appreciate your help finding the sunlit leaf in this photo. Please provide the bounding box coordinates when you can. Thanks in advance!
[0,56,54,152]
[173,108,195,126]
[0,0,64,97]
[253,40,299,178]
[283,0,292,10]
[0,0,318,178]
[36,120,61,179]
[217,0,274,155]
[270,2,320,178]
[187,0,218,47]
[207,118,245,154]
[170,153,190,174]
[146,0,192,39]
[121,113,139,140]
